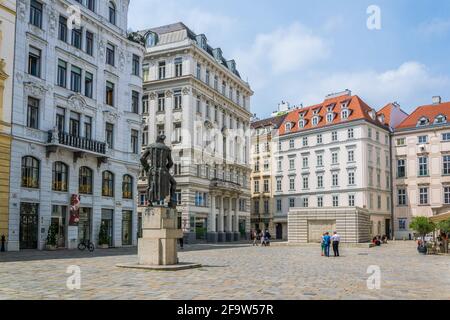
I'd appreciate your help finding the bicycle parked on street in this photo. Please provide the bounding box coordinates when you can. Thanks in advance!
[78,239,95,252]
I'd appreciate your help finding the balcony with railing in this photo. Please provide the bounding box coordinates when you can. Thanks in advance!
[46,129,108,165]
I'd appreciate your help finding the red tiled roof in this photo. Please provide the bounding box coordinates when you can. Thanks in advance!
[251,114,287,129]
[396,101,450,130]
[279,94,386,136]
[377,103,394,126]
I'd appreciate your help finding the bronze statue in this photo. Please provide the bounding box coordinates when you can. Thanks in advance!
[140,135,177,209]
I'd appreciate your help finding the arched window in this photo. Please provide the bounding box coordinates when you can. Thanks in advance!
[341,109,349,120]
[312,116,319,126]
[79,167,93,194]
[285,122,292,132]
[108,1,116,25]
[417,117,429,127]
[298,120,305,128]
[102,171,114,197]
[53,162,68,191]
[326,113,334,123]
[435,115,447,124]
[122,174,133,199]
[21,156,40,188]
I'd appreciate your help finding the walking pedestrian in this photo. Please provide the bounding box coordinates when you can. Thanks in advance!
[261,230,266,246]
[320,233,326,256]
[179,236,184,250]
[331,231,340,257]
[323,232,331,257]
[252,230,258,246]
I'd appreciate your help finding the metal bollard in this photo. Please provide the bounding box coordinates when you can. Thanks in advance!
[1,234,5,252]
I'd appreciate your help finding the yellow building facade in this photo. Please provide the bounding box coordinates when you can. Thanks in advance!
[0,0,16,244]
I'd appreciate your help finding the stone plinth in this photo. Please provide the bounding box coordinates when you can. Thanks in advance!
[138,206,182,266]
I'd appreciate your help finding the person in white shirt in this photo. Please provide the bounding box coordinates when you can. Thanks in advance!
[331,231,341,257]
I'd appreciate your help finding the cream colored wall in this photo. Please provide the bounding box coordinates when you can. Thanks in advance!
[0,0,16,241]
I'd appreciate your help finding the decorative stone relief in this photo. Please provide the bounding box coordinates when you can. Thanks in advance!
[165,90,173,98]
[119,50,125,71]
[17,0,27,21]
[25,128,42,140]
[24,82,47,97]
[103,110,121,123]
[182,87,191,95]
[15,71,24,84]
[48,8,57,36]
[98,39,105,58]
[149,92,156,100]
[68,94,87,112]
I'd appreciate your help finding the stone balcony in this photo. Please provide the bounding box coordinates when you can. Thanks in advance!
[46,129,108,166]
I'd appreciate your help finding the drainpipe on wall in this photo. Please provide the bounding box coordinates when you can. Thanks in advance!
[389,128,395,240]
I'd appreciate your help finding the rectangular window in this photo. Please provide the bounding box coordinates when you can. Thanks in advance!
[289,159,295,170]
[317,134,322,144]
[398,218,407,231]
[105,123,114,148]
[173,123,182,143]
[302,157,308,168]
[397,159,406,178]
[158,93,165,112]
[302,197,309,208]
[30,0,43,28]
[348,150,354,162]
[317,154,323,167]
[71,27,83,49]
[58,15,68,42]
[276,179,282,192]
[57,59,67,88]
[332,152,338,164]
[28,46,41,78]
[131,129,139,154]
[157,124,164,137]
[418,135,428,144]
[444,186,450,204]
[349,194,355,207]
[289,178,295,191]
[106,43,115,66]
[419,187,429,205]
[86,0,95,11]
[263,179,269,193]
[317,175,323,188]
[332,195,339,207]
[332,131,338,142]
[132,54,140,76]
[302,176,309,189]
[302,137,308,147]
[105,81,114,106]
[70,66,82,93]
[377,195,382,209]
[214,76,218,90]
[398,188,406,206]
[84,116,92,139]
[196,63,201,80]
[69,111,80,137]
[317,196,323,207]
[131,91,139,114]
[332,173,339,187]
[348,172,355,185]
[396,138,406,146]
[174,90,182,110]
[442,133,450,141]
[289,198,295,208]
[418,156,428,176]
[56,107,65,133]
[205,69,210,85]
[289,139,294,149]
[86,31,94,55]
[276,199,282,212]
[84,72,93,98]
[443,155,450,175]
[142,95,149,114]
[175,57,182,77]
[348,128,354,139]
[27,97,39,129]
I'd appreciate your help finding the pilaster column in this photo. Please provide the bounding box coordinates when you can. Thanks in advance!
[234,197,240,232]
[218,196,224,232]
[208,194,216,232]
[227,197,233,232]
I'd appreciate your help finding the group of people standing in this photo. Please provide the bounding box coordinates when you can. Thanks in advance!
[321,231,341,257]
[251,229,271,246]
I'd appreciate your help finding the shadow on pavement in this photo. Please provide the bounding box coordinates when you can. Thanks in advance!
[0,242,256,263]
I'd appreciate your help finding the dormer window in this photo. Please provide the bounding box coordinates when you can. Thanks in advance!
[312,116,319,126]
[298,119,306,128]
[369,110,376,120]
[341,109,349,120]
[145,32,158,48]
[417,117,429,127]
[435,114,447,124]
[285,122,292,132]
[326,113,334,123]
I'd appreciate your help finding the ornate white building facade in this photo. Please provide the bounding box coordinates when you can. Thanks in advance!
[8,0,143,251]
[137,22,253,243]
[274,90,392,243]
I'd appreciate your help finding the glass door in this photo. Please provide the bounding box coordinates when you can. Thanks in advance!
[78,208,92,242]
[122,210,132,245]
[51,205,67,248]
[101,209,113,246]
[19,203,39,249]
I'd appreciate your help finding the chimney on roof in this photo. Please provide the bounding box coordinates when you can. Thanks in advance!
[325,89,352,99]
[432,96,442,105]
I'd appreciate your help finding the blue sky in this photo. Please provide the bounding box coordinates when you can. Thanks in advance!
[128,0,450,118]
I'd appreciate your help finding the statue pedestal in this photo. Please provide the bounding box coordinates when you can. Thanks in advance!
[117,207,201,271]
[139,206,182,265]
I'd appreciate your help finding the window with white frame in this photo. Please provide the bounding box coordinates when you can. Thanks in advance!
[302,136,308,147]
[317,175,323,188]
[348,128,354,139]
[317,134,322,144]
[443,155,450,175]
[444,186,450,204]
[418,156,429,176]
[302,157,309,168]
[348,171,355,185]
[348,150,354,162]
[332,173,339,187]
[418,135,428,144]
[289,139,294,149]
[348,194,355,207]
[398,188,406,206]
[289,159,295,170]
[302,197,309,208]
[289,178,295,191]
[289,198,295,208]
[419,187,429,205]
[317,154,323,167]
[331,131,338,142]
[276,179,282,192]
[317,196,323,207]
[302,176,309,189]
[332,195,339,207]
[332,152,338,164]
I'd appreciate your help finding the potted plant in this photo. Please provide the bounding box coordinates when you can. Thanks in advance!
[45,224,58,251]
[98,223,110,249]
[409,217,435,254]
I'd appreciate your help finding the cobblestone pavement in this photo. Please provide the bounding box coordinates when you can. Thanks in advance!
[0,241,449,300]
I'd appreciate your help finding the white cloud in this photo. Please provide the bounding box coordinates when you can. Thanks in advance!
[234,22,330,89]
[418,18,450,36]
[277,61,450,113]
[127,0,235,41]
